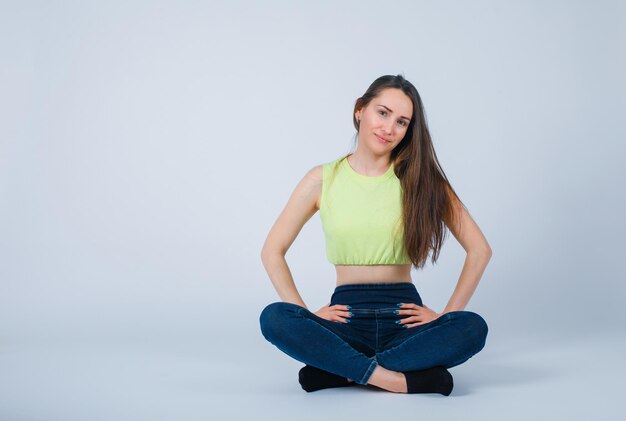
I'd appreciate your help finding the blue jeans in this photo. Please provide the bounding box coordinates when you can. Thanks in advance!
[259,282,488,385]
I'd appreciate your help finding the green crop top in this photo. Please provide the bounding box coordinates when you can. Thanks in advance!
[319,156,411,265]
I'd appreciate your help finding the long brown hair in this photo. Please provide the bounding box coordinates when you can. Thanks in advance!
[338,74,466,269]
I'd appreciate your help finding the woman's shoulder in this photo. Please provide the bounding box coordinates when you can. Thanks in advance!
[320,155,349,174]
[301,157,343,210]
[305,156,343,180]
[300,155,349,190]
[303,164,324,210]
[303,163,323,182]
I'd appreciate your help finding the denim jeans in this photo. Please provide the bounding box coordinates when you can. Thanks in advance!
[259,282,488,385]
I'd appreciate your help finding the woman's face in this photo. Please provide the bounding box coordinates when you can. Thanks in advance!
[355,88,413,152]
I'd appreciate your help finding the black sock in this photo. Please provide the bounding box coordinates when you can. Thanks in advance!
[403,366,454,396]
[298,365,355,392]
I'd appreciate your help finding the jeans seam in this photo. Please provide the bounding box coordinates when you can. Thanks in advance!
[294,306,377,378]
[300,307,376,350]
[358,359,378,385]
[375,312,379,352]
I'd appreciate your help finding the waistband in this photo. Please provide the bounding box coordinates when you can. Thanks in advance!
[333,282,416,293]
[330,282,422,308]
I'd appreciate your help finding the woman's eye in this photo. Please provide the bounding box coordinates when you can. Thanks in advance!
[378,109,407,126]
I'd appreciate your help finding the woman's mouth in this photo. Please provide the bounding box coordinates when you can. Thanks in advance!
[376,135,391,144]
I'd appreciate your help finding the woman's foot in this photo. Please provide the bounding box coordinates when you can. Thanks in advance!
[298,365,355,392]
[403,366,453,395]
[367,365,453,395]
[367,365,407,393]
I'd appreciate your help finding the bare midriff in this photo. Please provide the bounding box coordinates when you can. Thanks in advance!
[335,264,412,286]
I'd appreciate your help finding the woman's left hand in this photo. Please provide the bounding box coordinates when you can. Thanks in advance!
[396,303,442,328]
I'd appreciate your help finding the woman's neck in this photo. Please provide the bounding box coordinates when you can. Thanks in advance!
[347,151,391,177]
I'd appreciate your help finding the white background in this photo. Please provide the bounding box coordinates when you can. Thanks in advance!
[1,1,624,420]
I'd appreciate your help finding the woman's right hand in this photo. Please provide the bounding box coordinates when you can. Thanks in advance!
[314,303,353,323]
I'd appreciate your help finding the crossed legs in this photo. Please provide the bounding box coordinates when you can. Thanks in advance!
[259,302,488,393]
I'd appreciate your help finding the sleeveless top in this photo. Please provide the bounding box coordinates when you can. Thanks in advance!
[319,156,411,265]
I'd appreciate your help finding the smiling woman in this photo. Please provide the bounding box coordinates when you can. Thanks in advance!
[259,74,492,395]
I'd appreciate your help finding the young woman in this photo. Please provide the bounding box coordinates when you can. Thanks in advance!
[259,74,492,395]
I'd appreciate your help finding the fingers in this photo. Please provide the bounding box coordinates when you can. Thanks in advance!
[396,303,430,317]
[396,304,430,326]
[398,317,429,328]
[329,304,352,323]
[397,315,420,324]
[404,319,434,328]
[322,303,436,327]
[397,303,422,310]
[336,309,353,323]
[395,308,422,317]
[399,313,441,328]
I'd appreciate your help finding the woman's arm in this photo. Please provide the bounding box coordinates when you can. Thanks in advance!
[260,165,323,309]
[441,190,493,314]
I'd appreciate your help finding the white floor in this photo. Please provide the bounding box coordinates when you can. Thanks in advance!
[0,330,623,421]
